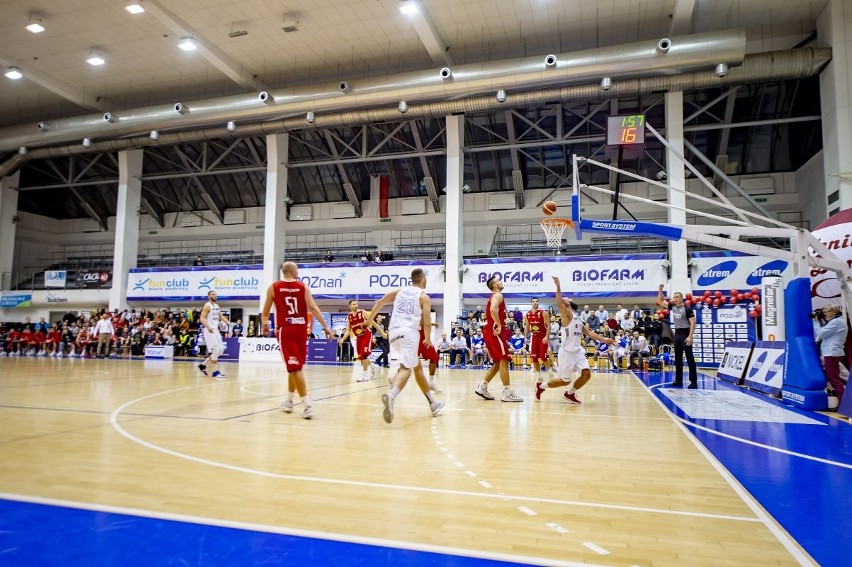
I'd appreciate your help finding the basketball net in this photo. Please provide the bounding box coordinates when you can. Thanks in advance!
[540,218,573,249]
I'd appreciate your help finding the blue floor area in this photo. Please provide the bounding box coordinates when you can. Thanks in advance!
[0,498,536,567]
[638,369,852,567]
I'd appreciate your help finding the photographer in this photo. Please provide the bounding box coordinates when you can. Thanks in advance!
[813,304,846,404]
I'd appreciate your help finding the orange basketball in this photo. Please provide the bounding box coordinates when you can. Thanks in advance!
[542,200,558,215]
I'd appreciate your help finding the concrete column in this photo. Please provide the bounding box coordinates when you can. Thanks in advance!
[444,115,465,335]
[818,0,852,215]
[0,172,20,290]
[109,150,143,310]
[260,133,289,314]
[665,92,691,295]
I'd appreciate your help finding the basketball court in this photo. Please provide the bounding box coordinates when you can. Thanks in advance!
[2,357,849,566]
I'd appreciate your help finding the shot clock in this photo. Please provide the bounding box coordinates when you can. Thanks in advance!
[606,114,645,146]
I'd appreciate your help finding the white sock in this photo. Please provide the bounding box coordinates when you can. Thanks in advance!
[287,392,294,403]
[540,382,548,389]
[389,386,400,400]
[302,395,311,407]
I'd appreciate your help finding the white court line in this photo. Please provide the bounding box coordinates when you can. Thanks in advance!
[582,542,610,555]
[547,522,569,534]
[518,506,537,516]
[109,384,761,524]
[641,379,816,566]
[0,492,605,567]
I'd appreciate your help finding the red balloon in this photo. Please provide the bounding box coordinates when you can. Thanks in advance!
[751,287,760,295]
[730,289,739,297]
[685,293,693,301]
[661,309,669,318]
[754,304,762,312]
[743,292,753,300]
[714,290,723,298]
[713,298,721,307]
[704,296,713,305]
[703,290,712,298]
[729,295,739,304]
[685,299,692,307]
[720,296,728,304]
[749,310,758,318]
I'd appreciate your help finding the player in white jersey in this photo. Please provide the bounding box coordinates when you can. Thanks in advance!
[198,290,229,378]
[535,276,614,405]
[361,268,444,423]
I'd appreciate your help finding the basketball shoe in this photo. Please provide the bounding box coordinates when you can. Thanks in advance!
[212,370,225,379]
[563,391,581,405]
[474,382,494,400]
[198,363,208,376]
[302,406,314,420]
[281,400,294,413]
[501,389,523,402]
[430,400,445,416]
[534,381,545,400]
[381,393,394,423]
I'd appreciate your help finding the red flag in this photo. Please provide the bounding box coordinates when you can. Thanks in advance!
[379,175,389,218]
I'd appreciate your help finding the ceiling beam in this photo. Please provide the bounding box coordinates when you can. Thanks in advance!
[144,0,264,91]
[504,111,525,209]
[409,121,440,212]
[140,196,166,228]
[668,0,696,36]
[399,0,453,65]
[0,51,108,112]
[69,187,109,230]
[324,132,362,217]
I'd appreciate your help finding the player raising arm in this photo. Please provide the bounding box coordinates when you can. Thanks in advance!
[535,276,615,405]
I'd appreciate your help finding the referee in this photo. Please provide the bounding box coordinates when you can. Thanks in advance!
[657,283,698,389]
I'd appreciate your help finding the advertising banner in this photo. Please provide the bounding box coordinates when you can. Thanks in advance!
[77,270,112,289]
[689,303,756,367]
[462,254,667,298]
[761,276,785,341]
[127,266,262,302]
[691,251,791,292]
[45,270,67,288]
[297,261,444,300]
[144,345,174,359]
[235,337,335,363]
[743,341,787,396]
[717,342,754,384]
[0,292,32,308]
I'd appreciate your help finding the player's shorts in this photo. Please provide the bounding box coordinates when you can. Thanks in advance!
[277,326,307,372]
[390,328,422,369]
[204,330,224,356]
[529,334,549,361]
[557,348,590,381]
[419,341,439,364]
[483,329,511,363]
[352,331,373,360]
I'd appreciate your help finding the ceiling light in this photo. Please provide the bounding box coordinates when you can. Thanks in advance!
[177,37,197,51]
[86,52,105,66]
[125,3,145,14]
[5,67,23,80]
[228,29,247,38]
[25,16,45,34]
[399,1,418,15]
[281,16,299,33]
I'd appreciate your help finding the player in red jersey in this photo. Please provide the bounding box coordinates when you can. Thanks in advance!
[474,276,523,402]
[45,324,62,357]
[524,298,553,377]
[261,261,332,420]
[419,321,441,393]
[339,299,381,382]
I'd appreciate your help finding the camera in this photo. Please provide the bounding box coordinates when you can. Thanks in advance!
[809,309,825,322]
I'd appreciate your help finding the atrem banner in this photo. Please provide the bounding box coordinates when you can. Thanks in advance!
[127,266,263,301]
[462,254,667,298]
[691,251,791,291]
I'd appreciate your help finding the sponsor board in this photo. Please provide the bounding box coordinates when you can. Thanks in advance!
[77,270,112,289]
[761,276,785,340]
[691,252,791,291]
[144,345,174,359]
[743,341,786,396]
[45,270,67,288]
[295,261,444,300]
[236,337,335,363]
[45,292,68,304]
[0,292,32,308]
[463,254,667,298]
[717,342,754,384]
[127,266,262,301]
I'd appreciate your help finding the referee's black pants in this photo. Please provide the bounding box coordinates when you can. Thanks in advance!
[673,329,697,386]
[375,337,390,367]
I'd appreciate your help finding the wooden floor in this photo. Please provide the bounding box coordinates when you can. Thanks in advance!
[0,357,808,566]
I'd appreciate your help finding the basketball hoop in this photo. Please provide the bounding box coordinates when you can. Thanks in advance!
[540,218,573,249]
